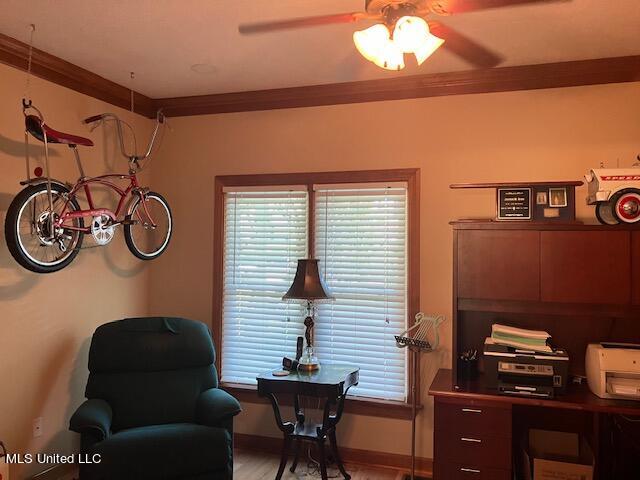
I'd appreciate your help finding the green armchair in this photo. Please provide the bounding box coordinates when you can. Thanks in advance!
[70,317,241,480]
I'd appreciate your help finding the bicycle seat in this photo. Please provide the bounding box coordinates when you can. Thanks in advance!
[25,115,94,147]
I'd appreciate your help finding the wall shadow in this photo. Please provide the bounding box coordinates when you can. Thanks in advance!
[102,244,146,278]
[0,131,60,160]
[14,336,77,479]
[0,192,39,299]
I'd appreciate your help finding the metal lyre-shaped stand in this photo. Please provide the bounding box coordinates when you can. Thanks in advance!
[395,313,444,480]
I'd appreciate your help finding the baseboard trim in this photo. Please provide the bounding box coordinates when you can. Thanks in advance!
[235,432,433,478]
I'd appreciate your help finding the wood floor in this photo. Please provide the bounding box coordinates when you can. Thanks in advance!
[235,450,406,480]
[44,450,409,480]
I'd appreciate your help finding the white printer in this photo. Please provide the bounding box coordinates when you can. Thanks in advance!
[586,343,640,400]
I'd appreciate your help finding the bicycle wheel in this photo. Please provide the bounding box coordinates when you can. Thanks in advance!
[5,183,84,273]
[124,191,172,260]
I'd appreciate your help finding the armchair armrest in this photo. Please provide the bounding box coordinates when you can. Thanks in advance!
[196,388,241,427]
[69,399,112,441]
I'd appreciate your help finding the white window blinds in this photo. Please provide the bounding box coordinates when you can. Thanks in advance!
[221,189,308,385]
[314,185,408,401]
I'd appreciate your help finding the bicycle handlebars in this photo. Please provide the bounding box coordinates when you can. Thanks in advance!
[83,114,105,124]
[82,110,165,166]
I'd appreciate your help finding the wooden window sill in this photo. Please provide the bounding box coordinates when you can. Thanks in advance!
[221,382,420,420]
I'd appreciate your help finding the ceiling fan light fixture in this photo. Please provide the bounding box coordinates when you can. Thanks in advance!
[413,31,445,65]
[376,41,406,71]
[353,23,405,71]
[393,16,445,65]
[353,23,390,62]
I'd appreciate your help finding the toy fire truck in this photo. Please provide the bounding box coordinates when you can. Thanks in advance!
[585,163,640,225]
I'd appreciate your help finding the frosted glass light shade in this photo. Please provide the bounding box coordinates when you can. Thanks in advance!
[393,16,444,65]
[353,24,405,71]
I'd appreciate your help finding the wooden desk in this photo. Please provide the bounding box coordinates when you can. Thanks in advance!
[257,364,359,480]
[429,369,640,479]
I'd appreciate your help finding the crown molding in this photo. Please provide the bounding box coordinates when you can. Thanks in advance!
[1,29,639,119]
[0,32,156,118]
[155,55,640,117]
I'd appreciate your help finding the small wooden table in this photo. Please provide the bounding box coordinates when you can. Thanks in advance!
[257,363,359,480]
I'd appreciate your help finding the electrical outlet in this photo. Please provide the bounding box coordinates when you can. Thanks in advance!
[33,417,43,438]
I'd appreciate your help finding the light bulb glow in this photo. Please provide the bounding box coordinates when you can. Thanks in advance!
[394,16,444,65]
[393,16,430,52]
[353,24,405,71]
[353,16,444,71]
[413,33,445,65]
[353,24,392,62]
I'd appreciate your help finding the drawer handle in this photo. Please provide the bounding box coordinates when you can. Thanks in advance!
[460,467,481,474]
[461,408,482,413]
[461,437,482,443]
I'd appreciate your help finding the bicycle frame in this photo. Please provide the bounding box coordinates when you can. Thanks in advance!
[54,173,157,233]
[20,101,164,237]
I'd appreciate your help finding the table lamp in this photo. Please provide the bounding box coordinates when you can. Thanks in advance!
[282,259,333,371]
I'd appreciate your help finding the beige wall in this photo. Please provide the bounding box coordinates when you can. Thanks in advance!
[0,63,151,478]
[148,81,640,459]
[2,55,639,477]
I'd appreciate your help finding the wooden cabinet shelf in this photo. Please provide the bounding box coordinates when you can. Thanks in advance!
[457,298,640,318]
[452,221,640,380]
[433,220,640,480]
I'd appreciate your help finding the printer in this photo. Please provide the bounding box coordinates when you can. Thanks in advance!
[484,338,569,399]
[586,343,640,400]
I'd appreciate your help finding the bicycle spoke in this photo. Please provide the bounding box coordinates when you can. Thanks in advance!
[16,188,81,267]
[128,195,171,258]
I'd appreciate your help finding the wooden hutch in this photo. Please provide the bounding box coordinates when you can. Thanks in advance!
[429,220,640,479]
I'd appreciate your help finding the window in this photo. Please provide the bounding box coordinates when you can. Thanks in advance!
[221,188,308,384]
[314,185,408,401]
[214,170,419,406]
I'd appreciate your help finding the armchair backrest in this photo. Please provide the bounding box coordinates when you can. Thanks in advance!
[86,317,218,432]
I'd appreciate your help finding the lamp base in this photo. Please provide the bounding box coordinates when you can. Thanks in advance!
[298,348,320,371]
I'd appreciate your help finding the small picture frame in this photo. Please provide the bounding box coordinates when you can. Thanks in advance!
[549,188,568,208]
[536,192,548,205]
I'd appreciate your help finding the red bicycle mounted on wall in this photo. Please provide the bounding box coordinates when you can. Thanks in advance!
[4,101,173,273]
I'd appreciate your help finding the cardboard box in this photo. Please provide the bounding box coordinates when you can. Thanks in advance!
[522,429,594,480]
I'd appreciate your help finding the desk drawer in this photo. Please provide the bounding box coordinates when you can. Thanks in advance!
[435,399,511,439]
[437,431,511,469]
[434,461,511,480]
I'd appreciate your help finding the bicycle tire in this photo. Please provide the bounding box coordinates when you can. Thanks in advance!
[5,184,84,273]
[124,191,172,260]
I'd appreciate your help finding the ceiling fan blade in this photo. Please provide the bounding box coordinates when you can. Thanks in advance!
[427,0,570,15]
[239,12,369,35]
[428,21,504,68]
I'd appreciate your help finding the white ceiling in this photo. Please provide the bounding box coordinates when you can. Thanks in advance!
[1,0,639,98]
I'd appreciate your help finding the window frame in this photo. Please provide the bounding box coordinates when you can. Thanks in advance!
[213,169,421,419]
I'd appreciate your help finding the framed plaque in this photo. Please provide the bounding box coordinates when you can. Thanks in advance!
[450,181,583,223]
[497,188,531,220]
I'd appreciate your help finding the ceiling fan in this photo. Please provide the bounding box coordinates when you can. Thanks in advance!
[239,0,569,71]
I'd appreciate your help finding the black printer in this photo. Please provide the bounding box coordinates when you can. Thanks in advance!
[483,338,569,399]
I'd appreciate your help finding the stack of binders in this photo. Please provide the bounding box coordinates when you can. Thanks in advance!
[489,324,552,353]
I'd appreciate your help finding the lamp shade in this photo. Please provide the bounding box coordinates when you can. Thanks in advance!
[393,16,444,66]
[282,259,334,301]
[353,24,405,71]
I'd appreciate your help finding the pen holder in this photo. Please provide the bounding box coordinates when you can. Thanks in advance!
[457,357,478,380]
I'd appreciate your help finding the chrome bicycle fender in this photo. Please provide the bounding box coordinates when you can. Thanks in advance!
[126,187,151,216]
[19,177,71,190]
